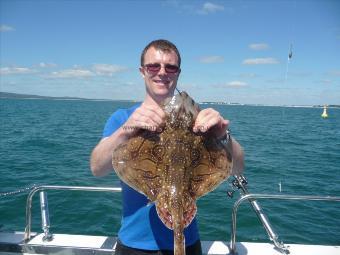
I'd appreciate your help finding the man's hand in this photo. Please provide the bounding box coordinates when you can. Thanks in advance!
[193,108,229,138]
[122,103,166,137]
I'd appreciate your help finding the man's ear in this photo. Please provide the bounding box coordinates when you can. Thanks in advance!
[139,67,145,78]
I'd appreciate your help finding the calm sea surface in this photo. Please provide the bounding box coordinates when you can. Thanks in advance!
[1,98,339,245]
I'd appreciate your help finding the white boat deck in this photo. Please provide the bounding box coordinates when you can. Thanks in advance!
[1,184,339,255]
[0,232,339,255]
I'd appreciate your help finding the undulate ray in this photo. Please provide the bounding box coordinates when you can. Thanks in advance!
[112,91,233,255]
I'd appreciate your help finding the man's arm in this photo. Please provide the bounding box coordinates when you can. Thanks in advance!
[90,127,128,176]
[90,103,166,177]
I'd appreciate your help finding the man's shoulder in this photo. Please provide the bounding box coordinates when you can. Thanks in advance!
[125,103,141,116]
[111,103,141,119]
[102,103,140,137]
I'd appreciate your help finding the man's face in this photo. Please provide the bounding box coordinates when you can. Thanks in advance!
[140,47,180,103]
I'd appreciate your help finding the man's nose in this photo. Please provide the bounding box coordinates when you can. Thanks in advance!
[158,66,167,75]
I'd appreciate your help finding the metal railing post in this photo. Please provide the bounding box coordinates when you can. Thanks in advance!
[39,191,53,241]
[230,193,340,254]
[24,185,121,242]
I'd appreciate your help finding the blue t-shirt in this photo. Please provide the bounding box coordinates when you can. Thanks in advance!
[103,104,200,250]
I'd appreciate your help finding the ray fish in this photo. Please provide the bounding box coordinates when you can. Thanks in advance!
[112,91,233,255]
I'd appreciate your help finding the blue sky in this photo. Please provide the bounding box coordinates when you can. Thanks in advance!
[1,0,339,105]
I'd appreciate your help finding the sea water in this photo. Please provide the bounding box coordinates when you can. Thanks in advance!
[0,98,339,245]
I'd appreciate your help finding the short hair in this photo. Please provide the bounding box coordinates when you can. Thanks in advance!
[140,39,181,67]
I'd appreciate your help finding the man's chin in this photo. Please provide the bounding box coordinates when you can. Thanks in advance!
[154,85,173,94]
[154,82,169,89]
[146,83,176,101]
[152,88,175,101]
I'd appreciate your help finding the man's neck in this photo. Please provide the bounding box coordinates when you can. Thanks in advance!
[144,93,174,106]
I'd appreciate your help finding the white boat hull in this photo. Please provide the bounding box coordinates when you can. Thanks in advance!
[1,232,339,255]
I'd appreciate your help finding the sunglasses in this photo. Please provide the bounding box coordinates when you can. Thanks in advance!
[143,63,180,75]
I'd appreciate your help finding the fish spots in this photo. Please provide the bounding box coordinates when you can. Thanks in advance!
[190,149,201,167]
[151,145,165,162]
[170,152,185,165]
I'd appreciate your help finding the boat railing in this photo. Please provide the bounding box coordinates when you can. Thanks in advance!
[230,192,340,254]
[22,184,340,255]
[24,185,122,241]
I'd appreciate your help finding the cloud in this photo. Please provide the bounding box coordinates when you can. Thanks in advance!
[243,58,279,65]
[198,2,224,14]
[249,43,269,50]
[226,81,248,87]
[0,66,37,75]
[199,55,224,63]
[38,62,57,68]
[48,68,94,79]
[46,64,127,78]
[163,1,229,16]
[1,62,128,82]
[92,64,128,76]
[214,81,248,88]
[0,24,15,32]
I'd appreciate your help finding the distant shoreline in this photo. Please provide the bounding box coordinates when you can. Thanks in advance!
[0,92,137,103]
[1,91,339,108]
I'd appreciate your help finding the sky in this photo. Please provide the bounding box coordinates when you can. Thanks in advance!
[1,0,339,105]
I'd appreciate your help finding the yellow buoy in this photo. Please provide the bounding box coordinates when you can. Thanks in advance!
[321,105,328,118]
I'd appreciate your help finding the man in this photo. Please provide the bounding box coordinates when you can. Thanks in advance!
[90,39,244,254]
